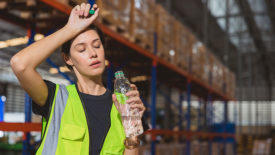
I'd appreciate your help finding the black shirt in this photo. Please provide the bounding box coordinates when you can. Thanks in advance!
[32,80,149,155]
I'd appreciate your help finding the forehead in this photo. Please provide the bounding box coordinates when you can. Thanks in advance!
[72,29,100,46]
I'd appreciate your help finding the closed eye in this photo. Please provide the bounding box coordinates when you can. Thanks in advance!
[75,44,86,52]
[92,39,101,48]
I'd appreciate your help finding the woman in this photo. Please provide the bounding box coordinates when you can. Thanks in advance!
[10,3,147,155]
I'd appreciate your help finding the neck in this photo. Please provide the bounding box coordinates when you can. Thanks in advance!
[76,73,106,96]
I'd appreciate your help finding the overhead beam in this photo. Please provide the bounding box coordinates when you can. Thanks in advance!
[236,0,272,100]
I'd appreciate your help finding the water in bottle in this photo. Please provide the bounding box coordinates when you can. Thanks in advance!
[114,71,143,137]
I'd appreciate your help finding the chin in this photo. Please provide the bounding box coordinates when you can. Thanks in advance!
[88,67,105,77]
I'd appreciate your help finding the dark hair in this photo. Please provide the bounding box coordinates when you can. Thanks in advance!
[61,25,106,70]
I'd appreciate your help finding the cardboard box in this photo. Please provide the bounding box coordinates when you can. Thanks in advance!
[97,0,131,33]
[155,4,177,64]
[174,20,194,71]
[131,0,155,52]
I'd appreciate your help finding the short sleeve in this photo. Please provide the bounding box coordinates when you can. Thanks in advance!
[32,80,56,119]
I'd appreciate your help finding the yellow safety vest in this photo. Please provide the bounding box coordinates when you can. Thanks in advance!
[36,84,126,155]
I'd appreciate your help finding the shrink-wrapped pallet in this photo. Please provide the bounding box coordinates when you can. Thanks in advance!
[155,4,177,64]
[131,0,155,52]
[97,0,131,35]
[174,20,193,71]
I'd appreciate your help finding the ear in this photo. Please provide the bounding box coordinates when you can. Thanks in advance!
[62,53,73,66]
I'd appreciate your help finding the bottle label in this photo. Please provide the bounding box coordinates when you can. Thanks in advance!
[115,92,128,104]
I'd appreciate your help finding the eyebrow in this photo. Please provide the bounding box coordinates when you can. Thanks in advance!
[92,38,100,44]
[74,38,100,48]
[74,43,85,48]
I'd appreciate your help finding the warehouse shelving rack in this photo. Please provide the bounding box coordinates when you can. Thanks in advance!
[0,0,236,155]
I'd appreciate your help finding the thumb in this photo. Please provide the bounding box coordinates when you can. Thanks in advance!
[112,94,120,112]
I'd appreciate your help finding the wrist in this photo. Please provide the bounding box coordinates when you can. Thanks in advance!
[62,24,81,38]
[124,136,140,150]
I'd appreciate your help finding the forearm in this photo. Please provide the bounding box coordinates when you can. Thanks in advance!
[124,148,139,155]
[11,25,77,70]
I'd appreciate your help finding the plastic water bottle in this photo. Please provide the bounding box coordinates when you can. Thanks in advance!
[114,71,143,137]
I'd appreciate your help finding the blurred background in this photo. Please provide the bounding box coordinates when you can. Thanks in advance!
[0,0,274,155]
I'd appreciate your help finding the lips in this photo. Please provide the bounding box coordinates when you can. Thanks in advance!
[90,60,101,68]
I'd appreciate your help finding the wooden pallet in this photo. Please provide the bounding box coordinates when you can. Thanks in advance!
[100,17,131,40]
[129,35,153,52]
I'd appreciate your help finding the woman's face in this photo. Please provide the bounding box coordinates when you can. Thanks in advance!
[66,29,105,78]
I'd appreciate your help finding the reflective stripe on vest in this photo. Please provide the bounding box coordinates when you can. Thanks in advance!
[36,84,126,155]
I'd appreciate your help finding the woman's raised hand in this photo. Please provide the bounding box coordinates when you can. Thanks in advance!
[65,3,99,34]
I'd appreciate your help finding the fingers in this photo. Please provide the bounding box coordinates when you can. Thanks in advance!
[130,84,138,90]
[126,90,139,97]
[126,96,141,104]
[76,3,95,17]
[88,6,99,21]
[112,94,120,110]
[130,103,146,112]
[92,4,98,11]
[130,103,146,117]
[84,3,91,17]
[73,3,99,21]
[73,5,81,15]
[74,5,80,11]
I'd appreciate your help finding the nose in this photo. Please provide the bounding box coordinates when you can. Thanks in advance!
[88,46,97,58]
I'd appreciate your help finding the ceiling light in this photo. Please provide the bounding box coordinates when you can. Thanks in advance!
[34,34,44,41]
[0,42,8,48]
[59,66,70,72]
[49,66,71,74]
[49,68,58,74]
[1,96,6,102]
[130,75,148,83]
[0,34,44,49]
[169,49,175,56]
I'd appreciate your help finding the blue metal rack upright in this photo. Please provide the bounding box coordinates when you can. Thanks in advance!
[179,93,184,130]
[0,96,4,122]
[107,62,113,90]
[208,92,213,155]
[186,80,191,155]
[197,99,202,132]
[150,32,158,155]
[224,100,228,155]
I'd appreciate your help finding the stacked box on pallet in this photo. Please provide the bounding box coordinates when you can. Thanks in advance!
[155,4,178,65]
[190,40,208,80]
[212,142,223,155]
[173,143,185,155]
[223,66,236,95]
[223,67,230,94]
[131,0,155,52]
[210,58,224,93]
[207,52,216,86]
[156,143,173,155]
[228,71,236,98]
[202,51,216,85]
[174,20,194,71]
[97,0,131,37]
[191,140,201,155]
[223,67,236,97]
[201,141,209,155]
[226,143,234,155]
